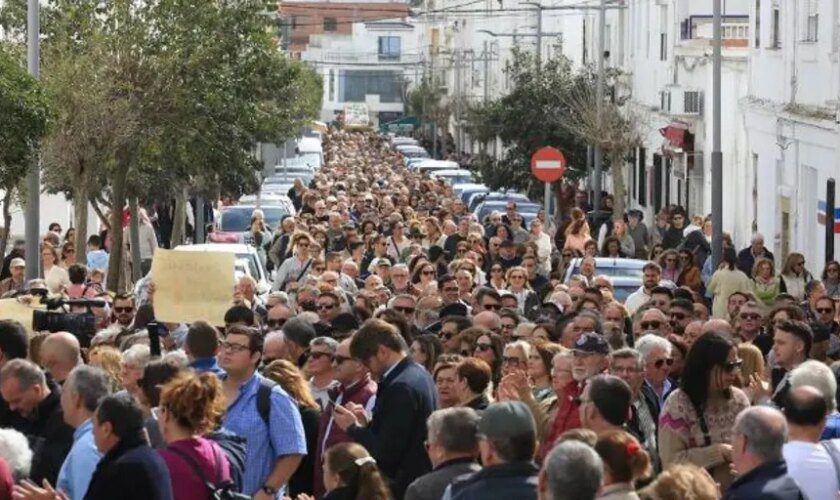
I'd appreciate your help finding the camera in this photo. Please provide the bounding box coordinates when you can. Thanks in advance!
[32,296,106,348]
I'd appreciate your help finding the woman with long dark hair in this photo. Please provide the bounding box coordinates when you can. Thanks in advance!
[658,331,749,491]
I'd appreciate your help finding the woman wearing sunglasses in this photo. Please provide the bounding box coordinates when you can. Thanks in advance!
[659,331,749,491]
[506,266,540,321]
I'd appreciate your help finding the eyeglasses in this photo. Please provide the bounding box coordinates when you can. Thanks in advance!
[510,275,526,280]
[724,359,744,372]
[220,342,250,353]
[333,354,353,365]
[457,248,468,253]
[670,312,687,320]
[817,308,835,314]
[114,307,133,313]
[297,241,310,247]
[739,313,761,320]
[651,358,674,369]
[422,270,435,276]
[483,303,501,311]
[795,261,805,267]
[318,303,337,310]
[314,267,325,272]
[501,323,515,331]
[443,287,459,292]
[502,356,521,365]
[640,321,662,329]
[440,332,455,340]
[394,306,416,314]
[309,352,334,361]
[829,268,840,273]
[267,318,287,329]
[475,343,493,352]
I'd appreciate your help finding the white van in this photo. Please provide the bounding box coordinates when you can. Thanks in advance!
[296,137,323,169]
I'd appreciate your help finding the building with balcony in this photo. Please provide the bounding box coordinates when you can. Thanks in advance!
[610,0,750,228]
[301,18,423,124]
[740,0,840,268]
[280,1,411,58]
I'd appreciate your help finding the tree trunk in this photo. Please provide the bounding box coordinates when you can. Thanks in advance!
[0,189,12,260]
[73,187,89,265]
[106,162,129,292]
[610,153,627,221]
[169,188,187,248]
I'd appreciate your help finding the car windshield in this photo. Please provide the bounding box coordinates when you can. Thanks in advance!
[220,207,286,232]
[235,253,261,279]
[437,174,474,184]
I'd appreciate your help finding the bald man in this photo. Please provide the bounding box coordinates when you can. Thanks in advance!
[702,318,733,337]
[473,311,501,332]
[40,332,81,384]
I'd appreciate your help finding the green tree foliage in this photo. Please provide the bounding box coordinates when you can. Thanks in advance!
[1,0,321,290]
[0,42,52,255]
[464,49,588,201]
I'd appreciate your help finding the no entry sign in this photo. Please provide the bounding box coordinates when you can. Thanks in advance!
[531,146,567,183]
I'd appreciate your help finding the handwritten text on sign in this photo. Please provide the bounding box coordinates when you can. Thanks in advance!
[151,249,235,327]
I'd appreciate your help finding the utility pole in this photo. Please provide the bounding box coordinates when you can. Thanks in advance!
[593,0,606,215]
[454,49,461,154]
[483,40,490,103]
[25,0,40,280]
[711,0,723,268]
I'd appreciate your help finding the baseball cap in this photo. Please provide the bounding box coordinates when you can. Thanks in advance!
[573,332,610,355]
[10,258,25,268]
[478,401,536,440]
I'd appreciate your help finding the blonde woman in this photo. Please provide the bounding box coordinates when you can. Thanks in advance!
[506,266,540,320]
[779,252,813,301]
[751,258,780,306]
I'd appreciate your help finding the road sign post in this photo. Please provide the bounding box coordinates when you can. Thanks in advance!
[531,146,567,221]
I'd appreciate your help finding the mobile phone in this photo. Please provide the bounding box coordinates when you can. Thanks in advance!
[147,321,162,358]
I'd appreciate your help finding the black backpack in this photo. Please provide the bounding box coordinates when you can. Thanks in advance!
[168,443,250,500]
[205,429,247,493]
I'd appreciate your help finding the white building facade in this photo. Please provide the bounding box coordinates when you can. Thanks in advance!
[302,19,423,126]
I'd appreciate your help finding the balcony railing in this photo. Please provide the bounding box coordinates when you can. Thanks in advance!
[680,16,750,47]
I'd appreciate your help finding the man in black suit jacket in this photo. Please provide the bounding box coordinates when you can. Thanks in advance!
[334,318,438,498]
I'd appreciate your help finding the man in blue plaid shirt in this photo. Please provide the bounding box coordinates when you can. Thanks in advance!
[221,325,306,499]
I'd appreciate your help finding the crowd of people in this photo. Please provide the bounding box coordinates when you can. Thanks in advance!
[1,127,839,500]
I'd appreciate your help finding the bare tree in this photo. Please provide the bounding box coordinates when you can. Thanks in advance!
[563,81,646,220]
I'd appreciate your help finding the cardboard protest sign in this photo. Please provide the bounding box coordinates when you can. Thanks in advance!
[151,249,235,326]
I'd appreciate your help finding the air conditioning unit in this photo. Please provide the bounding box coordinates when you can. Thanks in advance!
[660,87,704,116]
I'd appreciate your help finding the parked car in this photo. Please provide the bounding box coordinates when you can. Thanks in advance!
[430,169,475,185]
[561,257,648,303]
[175,243,270,297]
[238,194,296,215]
[453,183,489,201]
[474,200,541,225]
[209,204,290,243]
[296,137,323,169]
[390,136,419,148]
[468,191,530,212]
[395,144,429,157]
[413,159,460,174]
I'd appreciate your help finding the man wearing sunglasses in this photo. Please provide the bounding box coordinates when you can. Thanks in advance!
[736,302,772,357]
[636,308,671,338]
[636,334,676,413]
[316,292,342,324]
[111,294,136,329]
[312,337,377,497]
